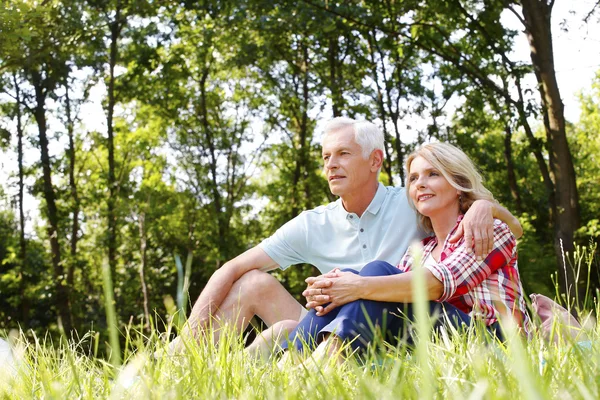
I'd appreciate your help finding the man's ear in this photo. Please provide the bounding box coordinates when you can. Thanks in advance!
[371,149,384,172]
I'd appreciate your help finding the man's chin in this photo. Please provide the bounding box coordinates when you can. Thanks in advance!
[328,185,342,197]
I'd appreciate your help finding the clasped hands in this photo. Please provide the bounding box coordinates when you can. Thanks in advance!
[302,268,361,316]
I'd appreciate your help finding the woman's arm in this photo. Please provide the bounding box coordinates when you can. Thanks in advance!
[307,221,516,316]
[429,220,516,302]
[310,269,444,316]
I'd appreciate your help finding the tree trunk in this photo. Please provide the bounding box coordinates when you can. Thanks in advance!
[287,40,311,219]
[514,76,556,218]
[138,211,150,329]
[106,8,122,279]
[503,125,523,213]
[300,42,312,211]
[31,69,73,333]
[65,82,80,288]
[520,0,581,297]
[366,31,394,186]
[390,46,410,186]
[371,30,410,186]
[328,34,342,117]
[288,41,312,219]
[13,73,29,326]
[198,65,228,257]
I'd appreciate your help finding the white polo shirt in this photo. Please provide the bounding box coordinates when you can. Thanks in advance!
[259,183,422,273]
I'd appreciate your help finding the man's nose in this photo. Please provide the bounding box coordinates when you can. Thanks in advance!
[326,156,338,169]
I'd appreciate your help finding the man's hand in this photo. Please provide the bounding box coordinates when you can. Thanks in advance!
[448,200,494,259]
[303,270,339,308]
[303,269,363,316]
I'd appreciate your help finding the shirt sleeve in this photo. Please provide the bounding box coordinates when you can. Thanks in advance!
[425,220,516,302]
[258,212,310,270]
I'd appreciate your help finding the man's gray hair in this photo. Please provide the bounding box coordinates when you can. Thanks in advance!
[323,117,385,159]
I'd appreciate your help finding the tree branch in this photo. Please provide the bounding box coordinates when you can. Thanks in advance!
[507,4,527,27]
[584,0,600,23]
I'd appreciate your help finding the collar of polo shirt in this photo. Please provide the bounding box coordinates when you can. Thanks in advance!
[339,182,387,219]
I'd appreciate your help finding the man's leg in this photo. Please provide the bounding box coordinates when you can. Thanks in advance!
[283,268,359,352]
[181,270,306,346]
[246,319,300,360]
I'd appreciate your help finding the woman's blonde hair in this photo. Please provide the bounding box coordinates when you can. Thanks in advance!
[405,142,496,232]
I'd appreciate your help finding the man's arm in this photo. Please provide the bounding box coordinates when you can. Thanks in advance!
[184,246,279,336]
[492,202,523,238]
[449,200,522,257]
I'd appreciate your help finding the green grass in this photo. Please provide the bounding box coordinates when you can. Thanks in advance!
[0,314,598,399]
[2,246,597,399]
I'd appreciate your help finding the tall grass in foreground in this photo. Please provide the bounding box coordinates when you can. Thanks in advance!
[1,244,598,399]
[0,315,598,399]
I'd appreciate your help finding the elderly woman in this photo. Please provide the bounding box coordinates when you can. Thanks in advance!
[269,142,530,357]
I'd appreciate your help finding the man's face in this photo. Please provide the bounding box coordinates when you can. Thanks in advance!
[321,126,375,198]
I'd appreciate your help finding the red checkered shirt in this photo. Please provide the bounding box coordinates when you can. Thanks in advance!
[397,216,531,335]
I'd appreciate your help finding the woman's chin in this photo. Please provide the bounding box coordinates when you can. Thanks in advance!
[416,205,435,217]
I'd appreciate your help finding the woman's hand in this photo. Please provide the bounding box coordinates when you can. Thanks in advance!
[303,269,364,316]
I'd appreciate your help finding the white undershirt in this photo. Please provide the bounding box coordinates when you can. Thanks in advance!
[422,252,438,268]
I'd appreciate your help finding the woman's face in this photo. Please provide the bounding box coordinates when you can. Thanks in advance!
[408,156,460,218]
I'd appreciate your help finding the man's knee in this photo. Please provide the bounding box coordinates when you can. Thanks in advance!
[271,319,300,333]
[234,269,282,298]
[359,260,398,277]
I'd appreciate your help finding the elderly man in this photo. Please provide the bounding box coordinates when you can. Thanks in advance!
[173,117,521,350]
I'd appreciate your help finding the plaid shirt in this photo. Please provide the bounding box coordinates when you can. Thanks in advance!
[397,216,531,335]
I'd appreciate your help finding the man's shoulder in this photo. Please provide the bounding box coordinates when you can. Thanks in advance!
[300,199,342,217]
[384,184,406,193]
[383,185,407,197]
[380,185,411,208]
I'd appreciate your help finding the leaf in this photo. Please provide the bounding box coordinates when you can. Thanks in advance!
[323,22,336,33]
[0,128,11,148]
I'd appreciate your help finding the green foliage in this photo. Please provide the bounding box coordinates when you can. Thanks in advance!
[450,98,558,295]
[573,72,600,237]
[0,211,54,331]
[515,213,557,296]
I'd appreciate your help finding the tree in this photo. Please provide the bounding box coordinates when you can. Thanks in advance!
[1,2,76,331]
[510,0,581,294]
[0,72,31,324]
